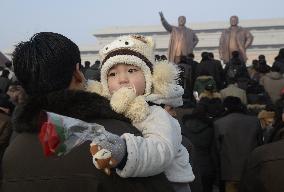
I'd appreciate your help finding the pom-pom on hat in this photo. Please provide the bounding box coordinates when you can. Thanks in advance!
[99,35,155,97]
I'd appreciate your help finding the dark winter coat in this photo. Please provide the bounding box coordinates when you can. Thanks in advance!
[193,76,216,95]
[195,60,223,90]
[1,90,174,192]
[259,71,284,103]
[182,115,215,177]
[214,113,263,181]
[272,58,284,74]
[240,128,284,192]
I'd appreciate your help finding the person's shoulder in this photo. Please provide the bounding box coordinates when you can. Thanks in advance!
[247,139,284,168]
[95,118,141,136]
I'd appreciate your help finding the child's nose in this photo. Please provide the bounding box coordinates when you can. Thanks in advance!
[118,73,129,84]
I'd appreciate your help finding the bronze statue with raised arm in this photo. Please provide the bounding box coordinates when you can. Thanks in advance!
[219,15,254,64]
[159,11,199,64]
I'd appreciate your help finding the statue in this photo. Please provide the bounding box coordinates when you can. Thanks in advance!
[159,12,199,64]
[219,15,254,64]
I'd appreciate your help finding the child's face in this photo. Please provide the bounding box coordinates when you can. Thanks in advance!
[107,63,146,96]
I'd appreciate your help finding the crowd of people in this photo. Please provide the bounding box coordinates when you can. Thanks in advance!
[0,32,284,192]
[172,48,284,192]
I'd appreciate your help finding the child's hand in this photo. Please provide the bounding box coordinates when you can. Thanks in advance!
[110,87,136,113]
[90,131,127,175]
[90,145,113,175]
[110,87,150,123]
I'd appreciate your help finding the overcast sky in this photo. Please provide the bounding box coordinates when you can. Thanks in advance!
[1,0,283,51]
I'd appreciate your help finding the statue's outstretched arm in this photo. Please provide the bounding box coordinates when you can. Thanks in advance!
[159,11,173,32]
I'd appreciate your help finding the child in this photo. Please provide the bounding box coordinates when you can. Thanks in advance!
[88,35,195,191]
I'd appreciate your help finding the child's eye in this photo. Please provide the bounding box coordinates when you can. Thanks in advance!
[108,72,116,77]
[128,68,138,73]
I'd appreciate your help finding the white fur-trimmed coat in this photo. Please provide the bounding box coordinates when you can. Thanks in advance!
[116,105,195,183]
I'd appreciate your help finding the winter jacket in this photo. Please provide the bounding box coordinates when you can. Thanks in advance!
[272,58,284,74]
[214,113,262,181]
[195,60,223,90]
[193,76,216,95]
[240,128,284,192]
[259,71,284,103]
[220,84,247,104]
[182,115,215,177]
[117,105,195,183]
[1,90,174,192]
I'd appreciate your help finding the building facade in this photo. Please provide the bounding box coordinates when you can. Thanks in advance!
[80,18,284,65]
[3,18,284,66]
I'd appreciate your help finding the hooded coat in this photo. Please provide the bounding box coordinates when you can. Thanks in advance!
[259,72,284,103]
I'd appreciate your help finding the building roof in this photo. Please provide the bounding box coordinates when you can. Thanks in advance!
[94,18,284,36]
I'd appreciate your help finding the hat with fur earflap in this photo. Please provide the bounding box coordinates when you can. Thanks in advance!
[146,59,184,107]
[98,34,184,107]
[99,35,155,97]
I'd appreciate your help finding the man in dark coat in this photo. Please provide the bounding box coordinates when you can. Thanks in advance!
[272,48,284,74]
[214,97,262,192]
[195,52,223,90]
[1,32,174,192]
[239,128,284,192]
[240,104,284,192]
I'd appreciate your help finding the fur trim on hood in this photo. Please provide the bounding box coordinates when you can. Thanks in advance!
[199,91,221,100]
[13,90,129,133]
[196,75,214,80]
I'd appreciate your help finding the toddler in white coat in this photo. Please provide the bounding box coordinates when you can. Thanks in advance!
[88,35,195,192]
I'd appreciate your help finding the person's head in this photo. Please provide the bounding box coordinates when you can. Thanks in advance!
[258,54,266,61]
[155,54,161,61]
[208,52,214,59]
[179,56,187,64]
[160,55,167,61]
[91,60,101,70]
[178,16,186,26]
[5,61,12,69]
[12,32,85,97]
[232,50,240,58]
[99,34,184,107]
[230,15,239,27]
[107,64,146,96]
[201,52,209,61]
[252,59,259,69]
[99,35,155,97]
[258,110,275,128]
[223,96,246,114]
[188,53,195,59]
[277,48,284,59]
[1,69,10,78]
[6,81,27,105]
[84,61,91,68]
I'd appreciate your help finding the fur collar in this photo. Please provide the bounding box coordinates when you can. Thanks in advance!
[199,91,221,99]
[13,90,129,133]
